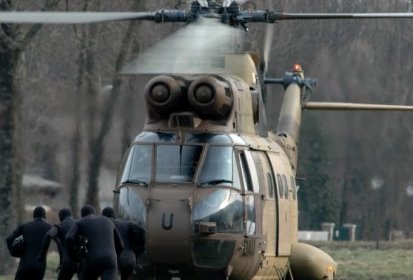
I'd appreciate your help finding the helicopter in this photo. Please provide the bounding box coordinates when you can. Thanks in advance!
[2,1,413,279]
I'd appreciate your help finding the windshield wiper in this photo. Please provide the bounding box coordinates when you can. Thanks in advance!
[199,179,233,186]
[123,179,148,186]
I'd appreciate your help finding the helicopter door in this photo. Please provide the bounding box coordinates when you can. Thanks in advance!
[237,149,263,272]
[267,152,292,256]
[250,151,277,257]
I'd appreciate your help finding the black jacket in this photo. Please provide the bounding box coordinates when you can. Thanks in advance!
[38,217,75,263]
[66,214,124,261]
[7,217,52,261]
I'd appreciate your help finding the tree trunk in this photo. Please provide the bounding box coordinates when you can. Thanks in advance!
[120,1,146,153]
[0,19,18,274]
[0,0,60,272]
[84,22,101,209]
[85,18,140,210]
[69,2,90,217]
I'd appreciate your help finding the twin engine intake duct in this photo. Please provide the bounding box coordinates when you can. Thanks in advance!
[145,75,233,119]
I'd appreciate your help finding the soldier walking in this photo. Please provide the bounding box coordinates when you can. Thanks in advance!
[66,205,123,280]
[6,206,52,280]
[102,206,145,280]
[37,208,78,280]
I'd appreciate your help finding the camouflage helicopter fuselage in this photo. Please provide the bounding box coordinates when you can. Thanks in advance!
[114,53,336,280]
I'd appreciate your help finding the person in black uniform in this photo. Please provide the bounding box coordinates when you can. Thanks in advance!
[66,205,124,280]
[37,208,78,280]
[101,206,145,280]
[6,206,52,280]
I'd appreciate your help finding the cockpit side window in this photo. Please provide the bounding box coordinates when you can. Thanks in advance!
[282,174,289,199]
[290,176,297,200]
[198,146,241,190]
[251,151,275,198]
[239,151,253,192]
[277,174,284,199]
[120,144,152,186]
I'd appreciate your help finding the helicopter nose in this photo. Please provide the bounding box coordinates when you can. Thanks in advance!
[146,188,192,265]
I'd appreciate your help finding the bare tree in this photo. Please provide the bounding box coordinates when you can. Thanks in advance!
[0,0,60,273]
[84,2,145,210]
[68,0,89,217]
[2,0,413,248]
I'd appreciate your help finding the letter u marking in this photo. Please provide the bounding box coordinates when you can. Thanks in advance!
[162,213,174,230]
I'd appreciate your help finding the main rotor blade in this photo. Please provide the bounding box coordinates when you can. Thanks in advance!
[0,12,154,24]
[122,17,245,75]
[304,102,413,111]
[276,13,413,20]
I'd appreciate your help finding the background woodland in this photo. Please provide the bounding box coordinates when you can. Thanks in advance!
[1,0,413,273]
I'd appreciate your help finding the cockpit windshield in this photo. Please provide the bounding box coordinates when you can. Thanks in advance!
[120,144,203,185]
[120,142,243,187]
[156,145,202,183]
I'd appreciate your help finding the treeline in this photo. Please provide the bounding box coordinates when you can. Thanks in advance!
[269,0,413,240]
[1,0,413,273]
[0,0,177,272]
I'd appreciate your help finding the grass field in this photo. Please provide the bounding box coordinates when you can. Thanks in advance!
[1,241,412,279]
[314,240,413,280]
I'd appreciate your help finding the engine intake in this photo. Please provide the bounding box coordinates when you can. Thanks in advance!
[188,76,233,119]
[145,75,185,116]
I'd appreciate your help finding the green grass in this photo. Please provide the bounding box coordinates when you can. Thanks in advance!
[45,251,60,279]
[313,241,413,280]
[2,241,413,279]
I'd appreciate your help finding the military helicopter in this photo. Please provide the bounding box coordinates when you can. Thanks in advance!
[3,1,413,279]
